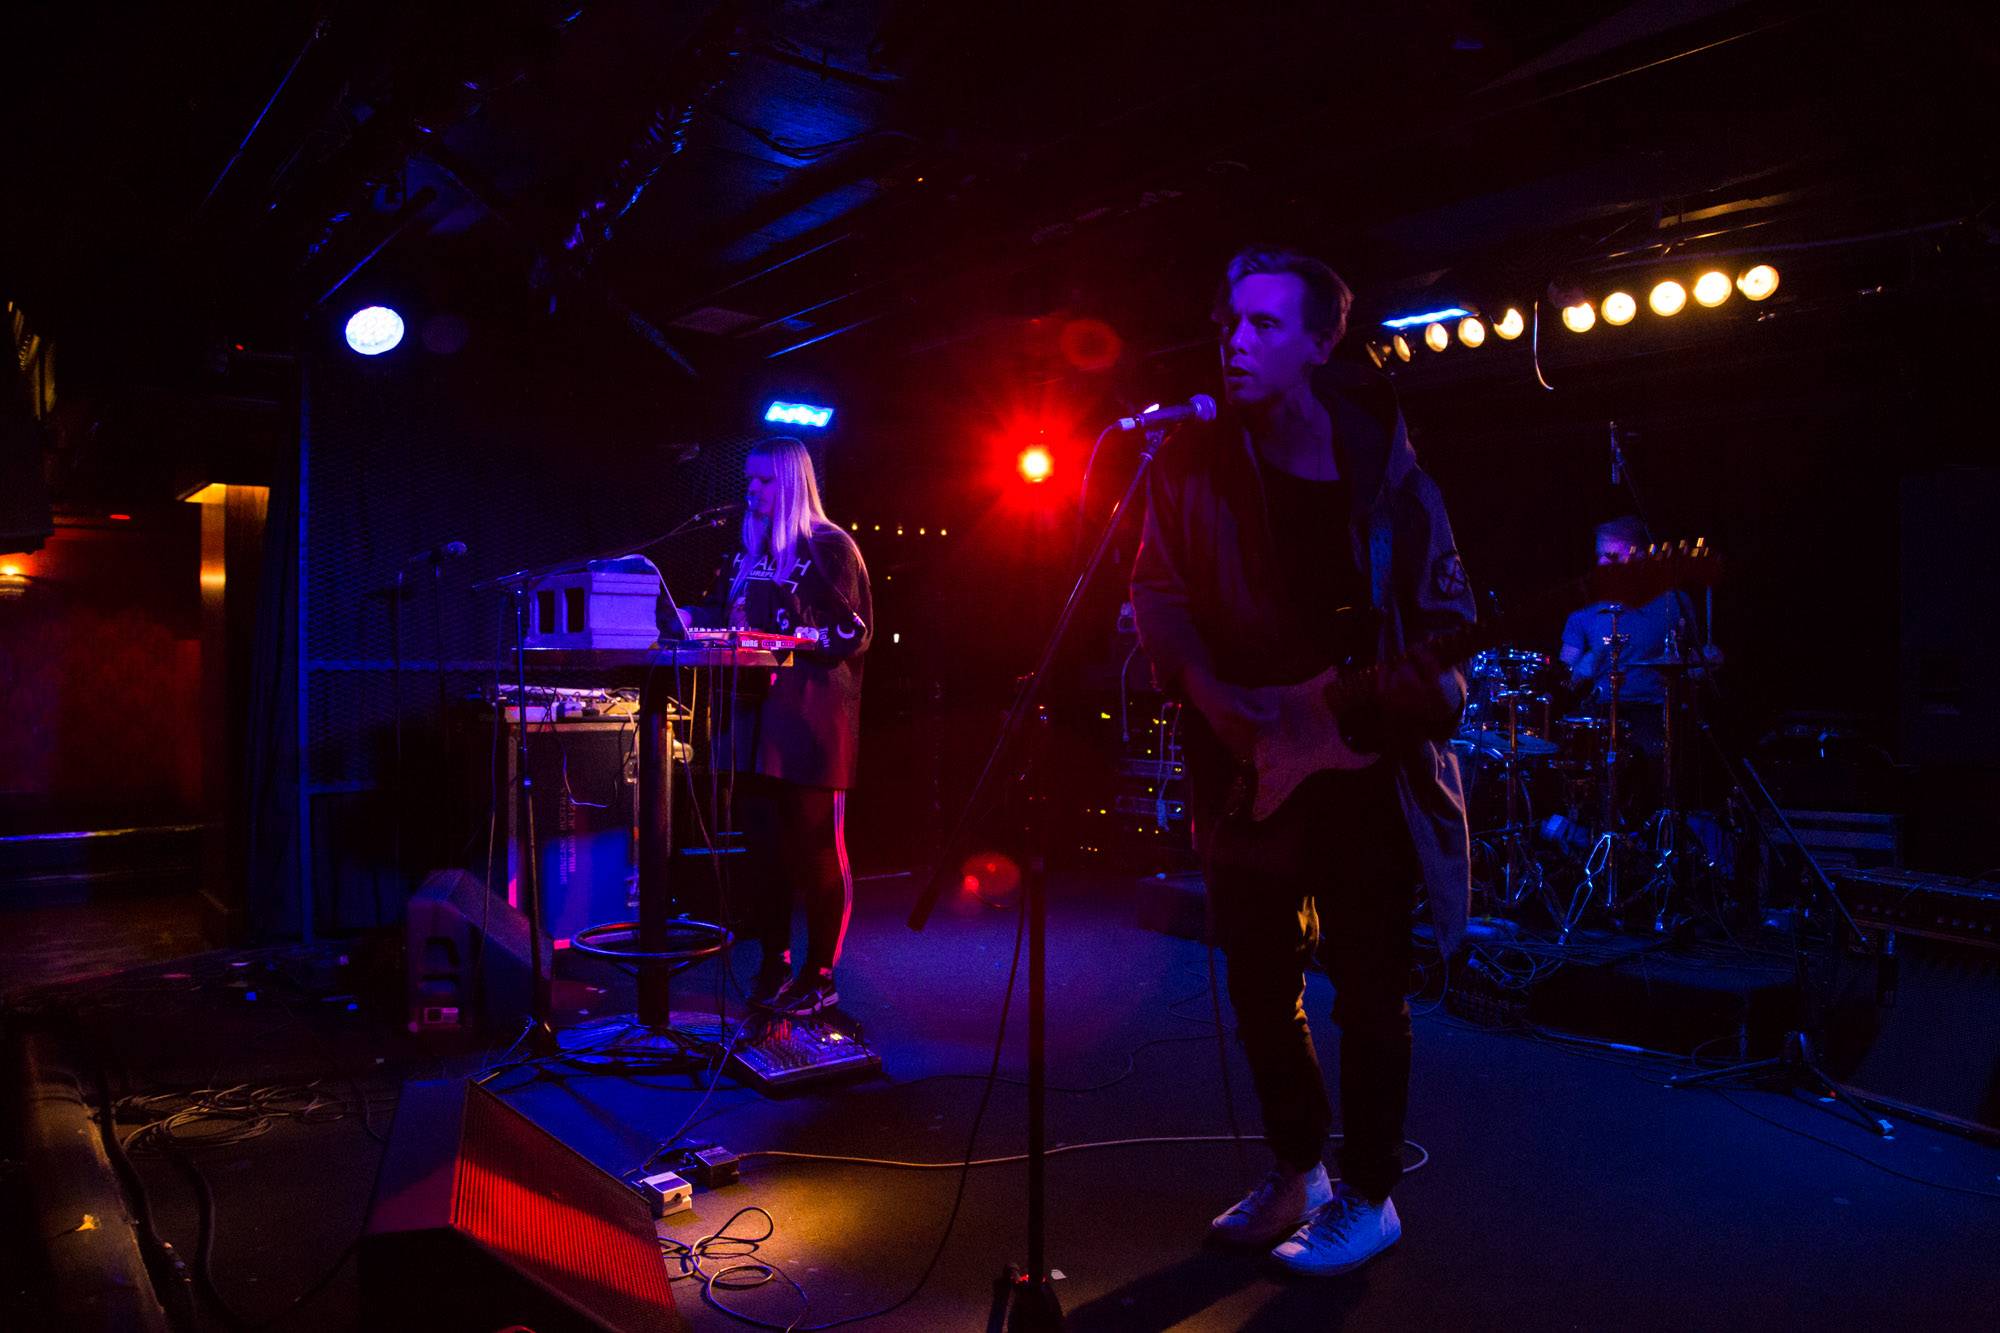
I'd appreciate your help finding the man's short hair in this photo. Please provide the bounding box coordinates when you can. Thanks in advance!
[1596,515,1650,549]
[1214,245,1354,345]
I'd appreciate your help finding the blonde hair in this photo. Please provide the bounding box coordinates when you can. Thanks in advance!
[733,435,831,599]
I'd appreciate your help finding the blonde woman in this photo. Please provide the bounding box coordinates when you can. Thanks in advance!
[685,436,871,1016]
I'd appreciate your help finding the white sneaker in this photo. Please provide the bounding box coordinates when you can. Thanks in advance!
[1270,1184,1401,1276]
[1209,1163,1334,1247]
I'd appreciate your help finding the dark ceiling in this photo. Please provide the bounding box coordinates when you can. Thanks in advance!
[5,0,1999,497]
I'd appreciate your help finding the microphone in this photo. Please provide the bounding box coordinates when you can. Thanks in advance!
[403,540,467,566]
[1608,420,1624,486]
[1115,394,1218,433]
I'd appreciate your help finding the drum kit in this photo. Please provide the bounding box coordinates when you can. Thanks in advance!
[1453,605,1725,937]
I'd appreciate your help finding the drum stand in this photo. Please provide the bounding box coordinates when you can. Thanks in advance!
[1561,607,1629,942]
[1640,653,1711,932]
[1487,696,1547,910]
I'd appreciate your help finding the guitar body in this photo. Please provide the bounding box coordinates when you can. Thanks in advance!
[1227,542,1721,825]
[1248,664,1381,822]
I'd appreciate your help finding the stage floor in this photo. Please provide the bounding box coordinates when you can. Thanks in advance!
[6,871,1999,1331]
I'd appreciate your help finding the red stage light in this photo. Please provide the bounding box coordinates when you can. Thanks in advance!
[108,513,131,522]
[1017,445,1054,483]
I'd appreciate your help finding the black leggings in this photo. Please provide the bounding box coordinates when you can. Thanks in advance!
[739,776,853,975]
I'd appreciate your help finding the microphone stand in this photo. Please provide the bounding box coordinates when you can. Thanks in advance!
[909,421,1163,1333]
[1665,688,1891,1134]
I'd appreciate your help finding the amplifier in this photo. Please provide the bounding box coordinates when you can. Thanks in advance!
[497,718,640,945]
[1837,867,2000,952]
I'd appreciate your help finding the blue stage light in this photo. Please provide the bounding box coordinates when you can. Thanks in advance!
[1380,307,1471,330]
[345,306,405,356]
[763,400,835,429]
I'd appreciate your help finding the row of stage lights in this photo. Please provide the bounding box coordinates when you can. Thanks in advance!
[1369,263,1782,365]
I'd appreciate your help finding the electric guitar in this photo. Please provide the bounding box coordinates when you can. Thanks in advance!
[1231,541,1723,821]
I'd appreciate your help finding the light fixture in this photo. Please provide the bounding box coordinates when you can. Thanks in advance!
[1494,308,1525,340]
[1737,264,1780,300]
[763,400,835,429]
[1561,302,1596,333]
[1381,306,1471,330]
[1602,292,1638,326]
[1424,322,1450,352]
[1392,333,1413,362]
[1693,271,1733,307]
[1365,341,1387,369]
[1457,317,1486,347]
[0,563,28,600]
[1017,445,1054,483]
[1649,281,1688,317]
[179,483,228,505]
[344,306,405,356]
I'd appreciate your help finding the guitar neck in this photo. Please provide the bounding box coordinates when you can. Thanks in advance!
[1321,548,1715,714]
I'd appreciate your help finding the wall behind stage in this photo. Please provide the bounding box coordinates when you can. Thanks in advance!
[287,319,822,935]
[0,513,201,832]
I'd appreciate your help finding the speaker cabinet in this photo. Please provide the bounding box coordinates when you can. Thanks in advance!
[406,868,552,1036]
[361,1078,682,1332]
[493,717,643,943]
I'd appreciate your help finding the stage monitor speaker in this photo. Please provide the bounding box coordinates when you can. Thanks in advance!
[406,868,552,1036]
[361,1078,683,1332]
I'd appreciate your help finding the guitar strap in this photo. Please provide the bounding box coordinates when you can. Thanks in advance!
[1367,504,1392,615]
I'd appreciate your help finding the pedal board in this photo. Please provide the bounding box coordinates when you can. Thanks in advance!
[728,1016,883,1092]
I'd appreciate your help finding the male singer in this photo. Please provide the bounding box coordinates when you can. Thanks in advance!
[1131,246,1475,1275]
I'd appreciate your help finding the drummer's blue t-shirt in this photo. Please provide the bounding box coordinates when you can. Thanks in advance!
[1560,590,1691,705]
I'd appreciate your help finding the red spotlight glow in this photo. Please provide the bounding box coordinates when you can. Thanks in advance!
[961,853,1022,899]
[1017,445,1054,484]
[1057,318,1123,372]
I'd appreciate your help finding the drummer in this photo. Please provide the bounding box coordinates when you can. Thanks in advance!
[1558,516,1697,753]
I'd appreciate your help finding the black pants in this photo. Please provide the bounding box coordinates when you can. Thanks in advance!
[1205,768,1418,1203]
[739,776,853,976]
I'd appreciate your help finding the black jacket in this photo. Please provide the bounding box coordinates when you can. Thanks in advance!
[692,522,872,789]
[1130,363,1477,951]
